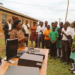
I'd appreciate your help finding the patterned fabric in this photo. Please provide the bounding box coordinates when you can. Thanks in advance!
[10,29,25,48]
[70,35,75,64]
[30,27,37,41]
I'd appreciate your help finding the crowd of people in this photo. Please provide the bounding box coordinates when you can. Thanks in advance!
[3,19,75,74]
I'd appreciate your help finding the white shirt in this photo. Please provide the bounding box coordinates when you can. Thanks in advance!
[71,28,75,39]
[42,26,47,34]
[8,23,12,30]
[22,24,30,34]
[62,28,71,41]
[36,26,43,34]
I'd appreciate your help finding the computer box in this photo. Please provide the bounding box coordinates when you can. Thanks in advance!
[27,47,45,60]
[18,53,43,68]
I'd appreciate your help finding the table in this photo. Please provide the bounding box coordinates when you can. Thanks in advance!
[0,47,49,75]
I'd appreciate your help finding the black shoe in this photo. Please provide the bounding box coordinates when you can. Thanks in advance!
[57,56,59,58]
[60,59,65,63]
[65,62,69,65]
[54,57,56,60]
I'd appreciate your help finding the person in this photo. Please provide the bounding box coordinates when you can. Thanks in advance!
[65,21,72,63]
[3,19,12,44]
[71,22,74,28]
[42,21,48,48]
[65,21,71,30]
[44,25,51,49]
[10,20,27,48]
[55,21,60,31]
[49,25,59,60]
[36,22,43,48]
[37,21,41,26]
[61,24,71,65]
[30,22,37,47]
[50,22,55,30]
[57,22,63,59]
[22,20,30,46]
[70,42,75,74]
[69,23,75,74]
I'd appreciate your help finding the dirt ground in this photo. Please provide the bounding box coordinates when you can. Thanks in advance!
[0,35,4,39]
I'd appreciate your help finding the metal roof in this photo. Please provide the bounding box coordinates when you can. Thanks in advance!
[0,6,40,21]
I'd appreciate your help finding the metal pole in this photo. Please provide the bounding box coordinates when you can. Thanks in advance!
[59,18,61,26]
[65,0,69,22]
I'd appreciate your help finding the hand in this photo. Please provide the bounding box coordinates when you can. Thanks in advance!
[71,49,74,52]
[24,37,28,41]
[62,31,64,34]
[8,30,12,32]
[22,37,27,41]
[46,35,48,37]
[40,30,42,32]
[51,41,54,44]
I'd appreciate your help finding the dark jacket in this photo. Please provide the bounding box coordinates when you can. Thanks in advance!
[3,23,12,35]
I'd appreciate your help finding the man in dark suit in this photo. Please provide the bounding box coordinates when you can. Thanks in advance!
[3,19,12,44]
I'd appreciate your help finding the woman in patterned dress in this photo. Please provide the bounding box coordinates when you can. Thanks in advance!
[30,22,37,47]
[10,20,27,48]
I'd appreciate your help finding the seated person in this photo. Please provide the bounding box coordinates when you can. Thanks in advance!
[10,20,27,48]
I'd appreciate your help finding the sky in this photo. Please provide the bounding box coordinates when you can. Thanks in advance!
[0,0,75,25]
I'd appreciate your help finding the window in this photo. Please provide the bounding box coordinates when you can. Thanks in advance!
[21,18,23,24]
[2,14,7,24]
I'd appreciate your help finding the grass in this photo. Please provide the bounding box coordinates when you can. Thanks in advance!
[0,38,5,58]
[0,38,73,75]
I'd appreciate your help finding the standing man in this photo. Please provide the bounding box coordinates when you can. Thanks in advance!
[50,22,55,30]
[61,24,71,65]
[22,20,30,46]
[37,21,41,26]
[3,19,12,44]
[36,22,43,48]
[42,21,48,48]
[57,22,63,59]
[55,21,60,57]
[65,21,72,63]
[55,21,60,31]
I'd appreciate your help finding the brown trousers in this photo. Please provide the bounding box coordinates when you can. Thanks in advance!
[41,34,44,48]
[44,40,50,49]
[61,41,69,62]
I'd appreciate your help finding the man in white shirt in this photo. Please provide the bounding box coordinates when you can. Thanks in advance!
[61,24,71,65]
[36,22,43,48]
[65,21,74,63]
[42,21,48,48]
[3,19,12,44]
[22,20,30,46]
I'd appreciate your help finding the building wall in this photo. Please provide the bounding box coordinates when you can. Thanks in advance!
[0,10,38,34]
[6,14,12,22]
[0,12,2,33]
